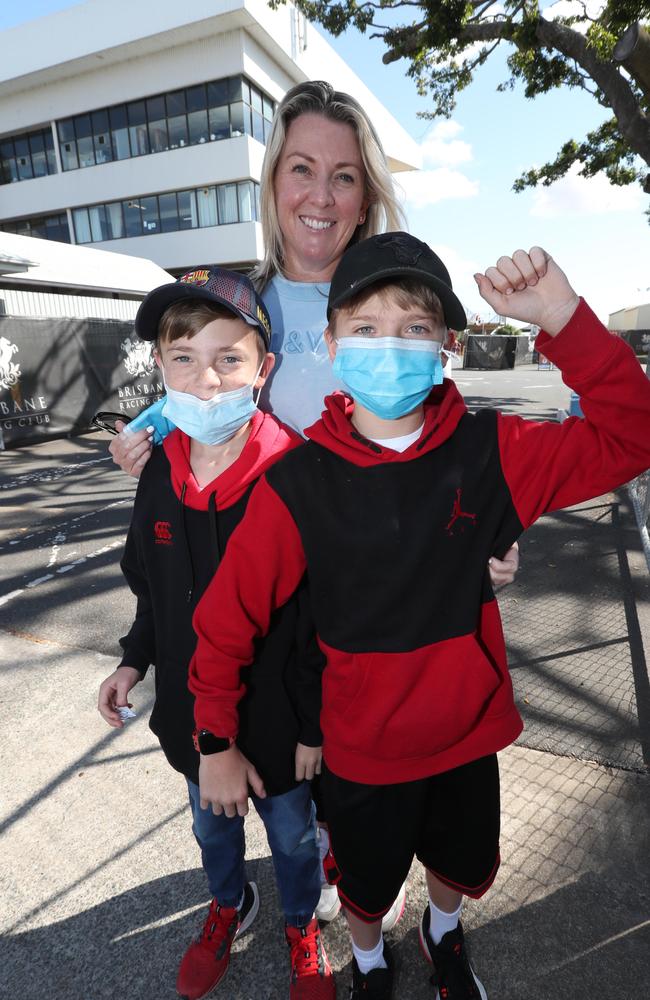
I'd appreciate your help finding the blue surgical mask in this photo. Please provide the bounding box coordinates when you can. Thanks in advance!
[332,336,443,420]
[160,363,263,446]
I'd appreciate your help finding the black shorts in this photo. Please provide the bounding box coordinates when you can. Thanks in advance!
[320,754,500,922]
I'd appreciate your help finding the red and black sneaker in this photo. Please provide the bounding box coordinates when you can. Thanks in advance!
[419,909,487,1000]
[176,881,259,1000]
[285,916,336,999]
[349,941,396,999]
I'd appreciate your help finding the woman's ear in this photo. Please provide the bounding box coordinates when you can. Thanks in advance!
[324,326,338,362]
[255,352,276,388]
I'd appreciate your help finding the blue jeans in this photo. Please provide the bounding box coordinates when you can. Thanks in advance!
[187,779,320,927]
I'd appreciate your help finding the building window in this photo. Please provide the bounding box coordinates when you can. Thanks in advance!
[0,211,70,242]
[0,127,57,185]
[110,105,131,160]
[56,75,275,172]
[72,180,260,244]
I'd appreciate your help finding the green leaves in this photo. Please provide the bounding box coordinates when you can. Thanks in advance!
[277,0,650,217]
[513,119,643,193]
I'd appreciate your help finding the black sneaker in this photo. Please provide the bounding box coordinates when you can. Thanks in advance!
[349,941,396,999]
[419,909,487,1000]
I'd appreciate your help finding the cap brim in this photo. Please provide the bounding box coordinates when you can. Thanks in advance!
[329,265,467,331]
[135,282,266,342]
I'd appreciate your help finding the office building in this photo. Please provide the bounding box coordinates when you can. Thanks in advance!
[0,0,420,275]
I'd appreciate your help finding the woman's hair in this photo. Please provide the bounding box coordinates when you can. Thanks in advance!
[251,80,406,290]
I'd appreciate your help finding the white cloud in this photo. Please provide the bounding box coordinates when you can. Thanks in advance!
[529,163,645,217]
[542,1,606,24]
[396,122,478,208]
[397,168,479,208]
[419,121,473,167]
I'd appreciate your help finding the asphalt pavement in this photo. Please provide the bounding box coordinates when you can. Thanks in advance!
[1,363,649,1000]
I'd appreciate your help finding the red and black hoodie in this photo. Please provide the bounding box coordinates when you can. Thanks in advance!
[190,301,650,785]
[119,410,323,792]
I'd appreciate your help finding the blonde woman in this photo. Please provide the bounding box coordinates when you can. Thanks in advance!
[111,81,517,584]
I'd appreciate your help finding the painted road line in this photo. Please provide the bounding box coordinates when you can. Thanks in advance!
[2,498,131,553]
[0,455,112,491]
[0,538,125,608]
[0,589,25,608]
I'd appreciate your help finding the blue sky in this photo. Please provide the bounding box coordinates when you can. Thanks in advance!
[2,0,648,322]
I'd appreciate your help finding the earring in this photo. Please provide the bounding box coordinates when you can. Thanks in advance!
[358,212,366,225]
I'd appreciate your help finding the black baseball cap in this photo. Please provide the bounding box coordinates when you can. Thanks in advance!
[135,266,271,346]
[327,232,467,331]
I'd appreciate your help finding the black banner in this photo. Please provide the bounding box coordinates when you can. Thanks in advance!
[463,335,532,370]
[0,316,164,447]
[616,329,650,358]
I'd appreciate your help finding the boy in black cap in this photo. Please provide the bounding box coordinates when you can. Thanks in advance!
[188,237,650,999]
[97,267,335,1000]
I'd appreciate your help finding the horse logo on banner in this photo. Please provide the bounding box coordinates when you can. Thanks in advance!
[121,337,156,378]
[0,337,21,390]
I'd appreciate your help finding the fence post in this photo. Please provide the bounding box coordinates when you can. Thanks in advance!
[626,350,650,571]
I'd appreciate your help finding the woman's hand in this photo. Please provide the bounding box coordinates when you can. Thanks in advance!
[295,743,323,781]
[488,542,519,588]
[109,421,153,478]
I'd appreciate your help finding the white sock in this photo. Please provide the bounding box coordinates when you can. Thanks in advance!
[428,897,462,945]
[352,935,387,975]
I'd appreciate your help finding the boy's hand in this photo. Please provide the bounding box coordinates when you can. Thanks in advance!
[295,743,322,781]
[109,422,153,478]
[97,665,141,727]
[199,745,266,818]
[489,542,519,588]
[475,248,580,336]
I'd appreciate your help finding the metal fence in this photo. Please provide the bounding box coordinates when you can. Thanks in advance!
[627,470,650,572]
[626,355,650,572]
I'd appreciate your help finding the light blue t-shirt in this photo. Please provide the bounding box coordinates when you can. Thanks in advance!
[125,273,343,442]
[259,274,343,435]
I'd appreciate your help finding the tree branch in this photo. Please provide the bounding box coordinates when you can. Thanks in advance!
[536,17,650,166]
[383,13,650,168]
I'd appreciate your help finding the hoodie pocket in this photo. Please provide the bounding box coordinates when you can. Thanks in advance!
[322,634,502,762]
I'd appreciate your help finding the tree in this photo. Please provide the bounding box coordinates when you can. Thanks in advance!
[493,323,524,335]
[276,1,650,213]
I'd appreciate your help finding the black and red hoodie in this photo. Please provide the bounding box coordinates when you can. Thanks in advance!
[189,301,650,785]
[118,410,323,792]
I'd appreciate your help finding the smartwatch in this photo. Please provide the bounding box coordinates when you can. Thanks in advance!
[192,729,233,755]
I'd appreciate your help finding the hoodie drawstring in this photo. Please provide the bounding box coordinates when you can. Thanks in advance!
[180,483,195,603]
[208,491,222,566]
[350,430,383,454]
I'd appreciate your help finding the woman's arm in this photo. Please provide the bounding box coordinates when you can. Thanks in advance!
[109,421,153,478]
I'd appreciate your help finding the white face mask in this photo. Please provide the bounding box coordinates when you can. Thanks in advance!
[160,361,264,446]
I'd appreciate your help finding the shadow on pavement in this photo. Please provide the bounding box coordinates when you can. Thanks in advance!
[500,495,650,772]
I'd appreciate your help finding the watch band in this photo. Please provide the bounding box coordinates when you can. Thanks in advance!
[192,729,234,755]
